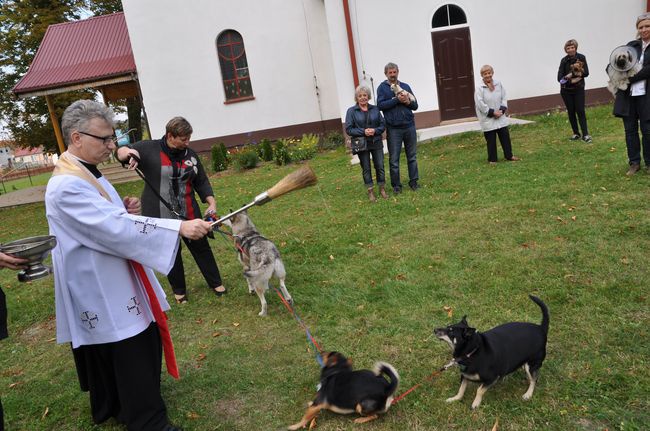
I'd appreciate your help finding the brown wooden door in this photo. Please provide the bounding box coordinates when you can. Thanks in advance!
[431,27,475,121]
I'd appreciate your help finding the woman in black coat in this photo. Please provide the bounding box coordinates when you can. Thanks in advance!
[613,12,650,176]
[0,251,28,431]
[345,85,387,202]
[557,39,591,142]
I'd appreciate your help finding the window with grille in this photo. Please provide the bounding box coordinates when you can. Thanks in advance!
[432,4,467,28]
[216,30,254,102]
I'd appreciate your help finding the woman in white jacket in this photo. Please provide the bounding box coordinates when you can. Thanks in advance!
[474,65,521,165]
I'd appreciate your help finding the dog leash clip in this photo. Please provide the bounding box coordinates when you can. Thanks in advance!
[440,359,457,372]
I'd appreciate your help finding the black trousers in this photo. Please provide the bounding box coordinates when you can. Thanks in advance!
[72,323,168,431]
[561,88,589,136]
[167,236,222,295]
[0,287,6,431]
[484,126,513,162]
[358,147,385,187]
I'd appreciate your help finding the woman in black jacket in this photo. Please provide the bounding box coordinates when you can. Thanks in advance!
[345,85,387,202]
[558,39,592,143]
[613,12,650,176]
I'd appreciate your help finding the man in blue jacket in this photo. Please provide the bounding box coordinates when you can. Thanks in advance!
[377,62,419,193]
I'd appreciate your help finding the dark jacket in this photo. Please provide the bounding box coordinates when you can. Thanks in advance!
[613,40,650,119]
[128,137,214,219]
[345,104,385,151]
[376,80,418,128]
[557,53,589,92]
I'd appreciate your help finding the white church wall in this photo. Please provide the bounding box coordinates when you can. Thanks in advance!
[123,0,340,142]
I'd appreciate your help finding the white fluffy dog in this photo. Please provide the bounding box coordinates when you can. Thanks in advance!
[607,51,642,95]
[390,83,416,103]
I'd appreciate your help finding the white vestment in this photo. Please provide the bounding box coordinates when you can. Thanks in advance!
[46,157,182,348]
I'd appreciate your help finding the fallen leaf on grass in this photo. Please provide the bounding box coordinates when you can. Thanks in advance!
[621,257,630,265]
[571,216,577,221]
[212,332,222,337]
[9,382,22,389]
[41,407,49,420]
[443,306,453,318]
[212,319,218,324]
[329,255,334,260]
[197,353,206,361]
[395,274,406,281]
[600,187,607,191]
[232,322,240,327]
[187,411,200,420]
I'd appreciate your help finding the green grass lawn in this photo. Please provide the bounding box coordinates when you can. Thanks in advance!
[1,171,52,194]
[0,104,648,430]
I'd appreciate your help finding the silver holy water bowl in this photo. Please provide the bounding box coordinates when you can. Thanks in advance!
[0,235,57,282]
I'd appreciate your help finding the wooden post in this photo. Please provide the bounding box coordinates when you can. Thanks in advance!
[45,95,66,154]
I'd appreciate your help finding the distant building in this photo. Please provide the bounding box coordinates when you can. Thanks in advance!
[0,143,12,168]
[11,146,56,168]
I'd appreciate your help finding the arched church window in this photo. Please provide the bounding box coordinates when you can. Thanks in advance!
[216,30,254,102]
[432,4,467,28]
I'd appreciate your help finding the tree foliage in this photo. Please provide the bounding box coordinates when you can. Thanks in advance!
[0,1,124,153]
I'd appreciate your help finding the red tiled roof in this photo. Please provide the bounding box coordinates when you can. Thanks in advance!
[13,146,44,157]
[12,12,136,95]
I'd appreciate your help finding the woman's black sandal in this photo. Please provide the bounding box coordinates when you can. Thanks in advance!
[213,285,227,297]
[174,294,188,304]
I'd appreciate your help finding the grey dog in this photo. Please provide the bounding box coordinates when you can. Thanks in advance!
[223,211,292,316]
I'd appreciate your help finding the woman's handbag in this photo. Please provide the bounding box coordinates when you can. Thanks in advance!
[350,136,367,155]
[350,110,370,155]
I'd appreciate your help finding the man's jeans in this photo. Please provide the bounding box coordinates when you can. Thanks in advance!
[622,96,650,166]
[386,126,418,189]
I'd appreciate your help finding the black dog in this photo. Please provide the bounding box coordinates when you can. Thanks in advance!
[287,351,399,429]
[434,295,549,409]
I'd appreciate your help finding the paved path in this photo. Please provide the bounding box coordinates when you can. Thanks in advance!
[0,185,47,209]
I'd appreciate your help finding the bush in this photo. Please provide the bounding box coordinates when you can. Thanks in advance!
[232,148,259,171]
[258,139,274,162]
[211,143,229,172]
[289,133,318,161]
[274,139,291,166]
[319,130,345,150]
[220,143,229,162]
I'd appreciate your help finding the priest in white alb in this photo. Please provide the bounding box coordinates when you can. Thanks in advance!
[45,100,212,431]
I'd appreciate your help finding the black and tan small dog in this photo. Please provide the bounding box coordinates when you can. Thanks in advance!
[287,351,399,430]
[434,295,549,409]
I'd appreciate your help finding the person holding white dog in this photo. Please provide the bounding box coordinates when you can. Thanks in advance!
[613,12,650,176]
[377,62,419,194]
[557,39,592,143]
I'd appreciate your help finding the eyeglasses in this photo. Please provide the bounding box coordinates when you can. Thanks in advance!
[78,131,118,145]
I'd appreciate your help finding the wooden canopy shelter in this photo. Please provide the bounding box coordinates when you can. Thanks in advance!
[11,12,145,154]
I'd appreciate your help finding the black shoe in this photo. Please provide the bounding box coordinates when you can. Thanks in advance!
[409,182,420,191]
[393,186,402,194]
[569,134,581,141]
